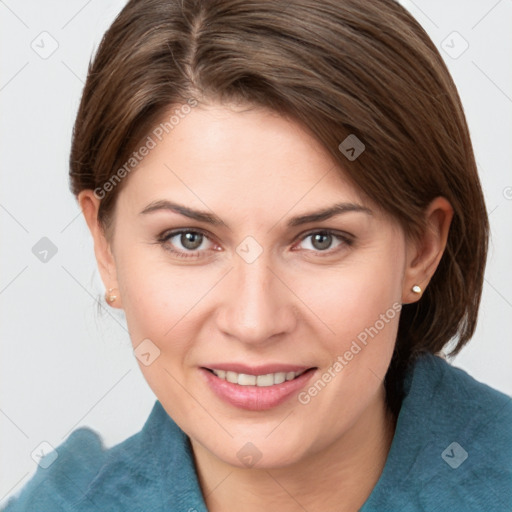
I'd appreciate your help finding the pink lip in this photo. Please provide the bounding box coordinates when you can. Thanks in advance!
[199,365,317,411]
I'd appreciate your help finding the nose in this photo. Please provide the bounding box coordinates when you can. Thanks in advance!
[215,254,298,347]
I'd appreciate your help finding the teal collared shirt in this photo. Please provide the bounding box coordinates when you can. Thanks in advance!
[3,354,512,511]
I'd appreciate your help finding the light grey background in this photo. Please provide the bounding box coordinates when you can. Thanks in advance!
[1,0,511,504]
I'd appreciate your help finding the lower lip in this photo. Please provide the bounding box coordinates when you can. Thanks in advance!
[200,368,317,411]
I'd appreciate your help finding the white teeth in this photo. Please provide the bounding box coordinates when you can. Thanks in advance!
[226,371,238,384]
[274,372,286,384]
[211,369,306,386]
[238,374,257,386]
[256,374,274,387]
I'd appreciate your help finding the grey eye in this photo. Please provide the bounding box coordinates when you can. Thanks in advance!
[309,232,333,251]
[178,231,204,251]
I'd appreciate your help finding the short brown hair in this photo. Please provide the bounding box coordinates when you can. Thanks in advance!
[69,0,489,412]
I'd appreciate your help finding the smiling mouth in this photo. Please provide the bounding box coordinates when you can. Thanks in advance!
[204,367,317,387]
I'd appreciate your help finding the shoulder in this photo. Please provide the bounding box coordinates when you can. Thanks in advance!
[1,401,207,512]
[411,353,512,442]
[363,353,512,511]
[412,354,512,509]
[1,427,107,512]
[1,403,162,512]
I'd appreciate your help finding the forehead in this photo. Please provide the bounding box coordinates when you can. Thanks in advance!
[117,103,370,218]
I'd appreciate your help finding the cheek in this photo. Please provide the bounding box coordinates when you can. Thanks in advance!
[298,247,404,415]
[115,253,211,413]
[288,252,403,438]
[304,250,403,344]
[115,248,206,355]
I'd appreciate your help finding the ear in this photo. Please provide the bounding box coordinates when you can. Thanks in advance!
[78,190,123,309]
[402,197,453,304]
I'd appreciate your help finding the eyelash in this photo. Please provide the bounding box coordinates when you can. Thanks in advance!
[156,228,354,260]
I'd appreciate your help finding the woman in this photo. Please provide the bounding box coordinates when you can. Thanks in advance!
[3,0,511,510]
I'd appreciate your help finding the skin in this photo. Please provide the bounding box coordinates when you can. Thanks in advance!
[80,103,453,511]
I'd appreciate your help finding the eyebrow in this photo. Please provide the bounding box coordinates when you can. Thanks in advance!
[139,200,372,228]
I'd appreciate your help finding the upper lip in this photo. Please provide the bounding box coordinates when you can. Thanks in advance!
[201,363,316,375]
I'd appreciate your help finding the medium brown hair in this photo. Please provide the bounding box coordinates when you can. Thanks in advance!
[69,0,489,412]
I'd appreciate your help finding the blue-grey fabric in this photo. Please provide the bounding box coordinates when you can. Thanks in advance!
[3,354,511,511]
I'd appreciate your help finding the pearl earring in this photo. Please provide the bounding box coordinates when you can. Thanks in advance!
[106,288,118,303]
[412,285,422,294]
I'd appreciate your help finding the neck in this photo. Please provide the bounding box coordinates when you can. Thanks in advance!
[190,386,396,512]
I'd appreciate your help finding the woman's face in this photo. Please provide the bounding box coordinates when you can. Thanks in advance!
[95,103,417,468]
